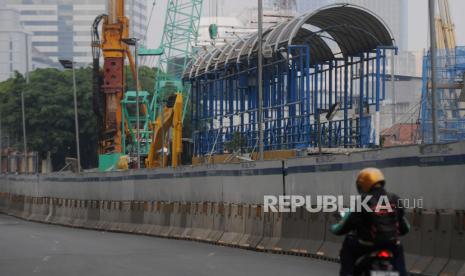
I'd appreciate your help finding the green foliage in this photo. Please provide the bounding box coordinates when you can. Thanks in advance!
[224,132,246,153]
[0,66,156,170]
[124,66,157,92]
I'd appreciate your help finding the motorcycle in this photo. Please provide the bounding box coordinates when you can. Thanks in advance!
[353,249,399,276]
[333,211,400,276]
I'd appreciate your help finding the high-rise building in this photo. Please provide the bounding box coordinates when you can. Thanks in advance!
[296,0,408,51]
[6,0,147,66]
[0,0,31,81]
[264,0,296,13]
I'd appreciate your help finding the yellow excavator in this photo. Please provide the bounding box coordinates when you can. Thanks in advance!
[117,94,183,170]
[145,94,183,168]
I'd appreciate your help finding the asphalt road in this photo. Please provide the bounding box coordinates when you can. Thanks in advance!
[0,214,338,276]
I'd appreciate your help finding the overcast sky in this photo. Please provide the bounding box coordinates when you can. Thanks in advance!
[145,0,465,52]
[407,0,465,50]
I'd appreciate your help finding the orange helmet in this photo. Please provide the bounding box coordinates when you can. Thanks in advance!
[356,168,385,193]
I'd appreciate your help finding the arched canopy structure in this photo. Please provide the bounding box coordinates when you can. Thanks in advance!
[187,4,395,78]
[187,4,397,157]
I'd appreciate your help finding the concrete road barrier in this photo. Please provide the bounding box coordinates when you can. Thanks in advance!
[166,202,188,238]
[301,210,325,256]
[158,202,173,237]
[218,203,245,246]
[317,212,343,261]
[409,210,436,274]
[27,197,38,221]
[256,211,282,251]
[72,200,86,227]
[206,202,224,242]
[273,207,309,254]
[0,192,6,209]
[239,204,264,249]
[135,201,154,234]
[421,210,453,275]
[131,202,144,224]
[22,196,32,219]
[440,210,465,275]
[120,201,138,232]
[1,192,463,276]
[85,200,100,229]
[188,202,213,241]
[52,198,65,225]
[146,201,165,236]
[402,209,423,271]
[106,201,119,231]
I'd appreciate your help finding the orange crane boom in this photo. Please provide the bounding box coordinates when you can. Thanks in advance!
[436,0,456,50]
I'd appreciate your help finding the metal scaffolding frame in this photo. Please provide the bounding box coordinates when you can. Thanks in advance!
[122,0,204,160]
[421,46,465,143]
[150,0,204,121]
[185,4,397,157]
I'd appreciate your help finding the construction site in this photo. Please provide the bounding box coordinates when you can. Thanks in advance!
[0,0,464,275]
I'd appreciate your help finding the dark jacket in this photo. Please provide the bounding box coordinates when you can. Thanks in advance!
[331,187,410,244]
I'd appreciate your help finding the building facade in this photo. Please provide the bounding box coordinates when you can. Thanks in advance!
[6,0,147,66]
[264,0,296,13]
[0,1,31,81]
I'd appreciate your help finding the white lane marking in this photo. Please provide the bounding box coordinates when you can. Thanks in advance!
[52,240,60,251]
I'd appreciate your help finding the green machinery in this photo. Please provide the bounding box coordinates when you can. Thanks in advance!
[120,0,204,166]
[121,91,152,156]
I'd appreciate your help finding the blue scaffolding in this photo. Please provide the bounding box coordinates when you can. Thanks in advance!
[185,4,397,157]
[420,46,465,143]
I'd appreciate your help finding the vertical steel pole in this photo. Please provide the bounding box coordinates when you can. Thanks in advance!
[375,48,381,146]
[161,102,165,167]
[21,92,27,174]
[72,64,81,173]
[0,110,2,174]
[429,0,439,143]
[22,34,29,174]
[359,54,364,147]
[391,52,396,125]
[343,60,348,147]
[258,0,264,161]
[25,34,30,84]
[317,112,322,154]
[135,40,140,169]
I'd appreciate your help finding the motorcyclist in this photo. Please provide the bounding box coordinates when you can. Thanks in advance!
[331,168,410,276]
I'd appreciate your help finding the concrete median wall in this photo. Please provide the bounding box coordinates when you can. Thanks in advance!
[1,141,465,275]
[285,141,465,210]
[1,142,464,209]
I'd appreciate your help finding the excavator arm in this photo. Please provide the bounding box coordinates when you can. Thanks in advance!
[145,94,183,168]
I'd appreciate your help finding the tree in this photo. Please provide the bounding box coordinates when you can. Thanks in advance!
[0,66,157,170]
[224,132,247,153]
